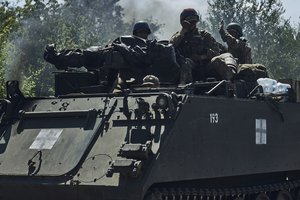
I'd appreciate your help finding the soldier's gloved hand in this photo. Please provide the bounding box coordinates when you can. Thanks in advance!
[219,20,224,31]
[219,20,227,42]
[181,20,191,33]
[43,43,57,64]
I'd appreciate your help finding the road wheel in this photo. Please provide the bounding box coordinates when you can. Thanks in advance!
[255,193,270,200]
[275,190,292,200]
[232,196,245,200]
[292,188,300,200]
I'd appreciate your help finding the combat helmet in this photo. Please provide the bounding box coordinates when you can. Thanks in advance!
[226,23,243,37]
[133,21,151,35]
[142,75,160,88]
[180,8,199,22]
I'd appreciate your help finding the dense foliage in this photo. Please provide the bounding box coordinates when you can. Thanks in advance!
[0,0,300,98]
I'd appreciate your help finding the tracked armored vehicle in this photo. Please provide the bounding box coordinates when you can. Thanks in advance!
[1,41,300,200]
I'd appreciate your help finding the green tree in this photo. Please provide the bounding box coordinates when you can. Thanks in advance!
[0,1,22,98]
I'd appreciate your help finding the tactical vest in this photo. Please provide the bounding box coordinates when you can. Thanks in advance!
[177,31,209,60]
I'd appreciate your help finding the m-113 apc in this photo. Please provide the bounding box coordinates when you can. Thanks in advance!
[1,64,300,200]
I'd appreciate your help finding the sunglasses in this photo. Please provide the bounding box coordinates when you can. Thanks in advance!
[136,29,150,34]
[184,16,199,22]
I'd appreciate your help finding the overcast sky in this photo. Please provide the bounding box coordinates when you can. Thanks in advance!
[119,0,300,39]
[7,0,300,23]
[281,0,300,24]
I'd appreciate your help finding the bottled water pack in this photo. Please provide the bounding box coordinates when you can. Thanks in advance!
[257,78,291,94]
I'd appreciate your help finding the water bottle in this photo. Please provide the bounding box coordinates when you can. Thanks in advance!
[257,78,277,94]
[274,82,291,94]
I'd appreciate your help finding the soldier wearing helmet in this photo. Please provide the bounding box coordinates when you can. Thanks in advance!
[132,21,151,40]
[219,21,252,64]
[170,8,236,81]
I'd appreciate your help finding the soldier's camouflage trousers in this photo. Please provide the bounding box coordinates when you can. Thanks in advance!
[180,58,194,84]
[208,53,238,81]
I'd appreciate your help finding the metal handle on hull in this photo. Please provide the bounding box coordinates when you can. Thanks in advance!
[17,109,98,133]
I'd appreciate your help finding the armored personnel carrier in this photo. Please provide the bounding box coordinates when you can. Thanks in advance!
[1,41,300,200]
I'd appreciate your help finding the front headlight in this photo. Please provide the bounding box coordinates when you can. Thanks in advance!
[155,94,169,110]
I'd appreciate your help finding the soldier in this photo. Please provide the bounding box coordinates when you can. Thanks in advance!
[219,21,252,64]
[219,22,269,83]
[44,21,152,69]
[132,21,151,40]
[109,21,153,92]
[112,21,151,46]
[44,21,153,93]
[170,8,236,81]
[44,21,180,93]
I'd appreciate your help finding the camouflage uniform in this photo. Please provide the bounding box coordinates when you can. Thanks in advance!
[45,39,181,93]
[218,23,268,86]
[170,28,222,81]
[219,24,252,64]
[170,8,237,82]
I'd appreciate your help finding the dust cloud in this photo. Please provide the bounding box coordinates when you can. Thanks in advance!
[118,0,208,40]
[4,37,25,82]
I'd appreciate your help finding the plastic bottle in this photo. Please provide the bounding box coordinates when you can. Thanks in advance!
[257,78,277,94]
[274,82,291,94]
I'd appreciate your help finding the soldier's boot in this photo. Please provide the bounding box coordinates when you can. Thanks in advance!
[112,76,125,93]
